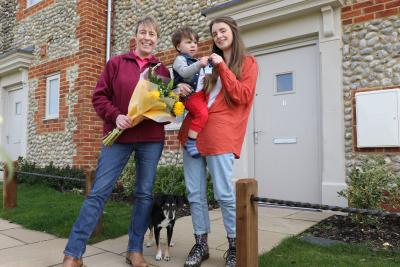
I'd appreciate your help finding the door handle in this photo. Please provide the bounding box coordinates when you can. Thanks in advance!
[6,135,10,144]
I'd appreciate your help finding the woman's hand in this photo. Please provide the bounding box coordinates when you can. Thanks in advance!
[210,53,224,65]
[116,114,132,129]
[174,83,193,97]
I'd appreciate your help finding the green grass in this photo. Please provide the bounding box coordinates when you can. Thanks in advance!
[260,237,400,267]
[0,182,131,243]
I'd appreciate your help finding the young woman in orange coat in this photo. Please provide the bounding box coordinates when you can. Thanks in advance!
[178,16,259,267]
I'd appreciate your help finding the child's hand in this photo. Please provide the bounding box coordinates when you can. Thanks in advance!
[174,83,193,97]
[199,56,209,67]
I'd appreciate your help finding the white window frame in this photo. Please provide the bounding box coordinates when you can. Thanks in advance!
[27,0,43,7]
[273,71,296,95]
[45,73,60,120]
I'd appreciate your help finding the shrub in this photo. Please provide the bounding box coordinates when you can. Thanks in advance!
[117,154,215,203]
[338,155,400,225]
[16,158,85,192]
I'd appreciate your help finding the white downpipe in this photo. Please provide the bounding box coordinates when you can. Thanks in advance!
[106,0,112,62]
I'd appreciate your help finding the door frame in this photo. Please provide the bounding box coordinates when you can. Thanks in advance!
[0,49,33,160]
[250,40,323,203]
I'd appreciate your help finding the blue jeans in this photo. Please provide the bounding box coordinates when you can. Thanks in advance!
[64,142,163,258]
[183,150,236,238]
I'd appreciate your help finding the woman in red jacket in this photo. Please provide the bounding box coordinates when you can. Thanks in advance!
[179,16,259,267]
[62,16,169,267]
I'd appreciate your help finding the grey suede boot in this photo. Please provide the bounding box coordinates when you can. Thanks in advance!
[224,237,236,267]
[184,234,209,267]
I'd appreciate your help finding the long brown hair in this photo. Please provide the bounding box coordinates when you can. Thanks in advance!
[206,16,247,106]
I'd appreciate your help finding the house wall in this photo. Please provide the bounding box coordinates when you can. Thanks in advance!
[1,0,107,169]
[2,0,400,176]
[341,0,400,174]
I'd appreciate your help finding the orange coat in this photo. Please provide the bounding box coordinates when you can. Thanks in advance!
[178,55,258,158]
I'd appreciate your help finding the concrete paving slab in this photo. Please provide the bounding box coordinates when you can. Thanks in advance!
[258,216,317,235]
[1,228,56,244]
[208,209,223,221]
[137,245,225,267]
[286,210,333,222]
[258,206,300,219]
[0,233,25,249]
[0,238,103,267]
[92,234,128,254]
[0,219,22,230]
[76,252,128,267]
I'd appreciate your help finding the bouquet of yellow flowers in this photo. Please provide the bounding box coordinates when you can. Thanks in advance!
[103,64,185,146]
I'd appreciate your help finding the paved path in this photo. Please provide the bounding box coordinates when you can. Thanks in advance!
[0,207,332,267]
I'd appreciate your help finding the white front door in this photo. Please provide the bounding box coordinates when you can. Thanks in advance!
[4,88,27,160]
[254,44,321,204]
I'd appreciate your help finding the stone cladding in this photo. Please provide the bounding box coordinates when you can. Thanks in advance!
[342,0,400,174]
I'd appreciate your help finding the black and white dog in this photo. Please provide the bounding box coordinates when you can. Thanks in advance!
[146,193,184,261]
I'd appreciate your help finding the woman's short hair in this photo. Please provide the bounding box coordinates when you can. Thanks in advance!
[171,27,199,50]
[135,16,160,37]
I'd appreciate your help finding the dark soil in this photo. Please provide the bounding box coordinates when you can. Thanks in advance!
[303,215,400,252]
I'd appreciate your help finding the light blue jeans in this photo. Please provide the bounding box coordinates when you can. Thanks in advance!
[64,142,163,258]
[183,150,236,238]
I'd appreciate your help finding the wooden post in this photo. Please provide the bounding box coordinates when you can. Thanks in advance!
[236,179,258,267]
[85,170,103,235]
[3,161,17,209]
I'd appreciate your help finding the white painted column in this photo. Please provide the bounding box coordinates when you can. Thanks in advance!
[319,6,347,206]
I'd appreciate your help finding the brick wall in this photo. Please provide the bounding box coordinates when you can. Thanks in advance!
[342,0,400,25]
[73,0,107,169]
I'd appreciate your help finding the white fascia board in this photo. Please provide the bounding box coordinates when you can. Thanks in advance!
[204,0,344,29]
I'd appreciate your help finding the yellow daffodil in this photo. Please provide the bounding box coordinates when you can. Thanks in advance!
[173,101,185,116]
[149,90,160,100]
[168,91,179,100]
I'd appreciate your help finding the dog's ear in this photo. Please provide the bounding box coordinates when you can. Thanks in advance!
[175,195,184,208]
[153,193,164,206]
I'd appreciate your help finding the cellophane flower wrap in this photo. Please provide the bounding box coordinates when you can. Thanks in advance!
[103,64,185,146]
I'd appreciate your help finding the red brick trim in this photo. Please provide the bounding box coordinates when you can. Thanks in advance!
[352,86,400,153]
[29,55,77,134]
[72,0,108,169]
[342,0,400,25]
[16,0,55,21]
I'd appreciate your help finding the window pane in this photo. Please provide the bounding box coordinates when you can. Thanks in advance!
[28,0,42,6]
[276,73,293,93]
[48,78,59,116]
[15,102,22,115]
